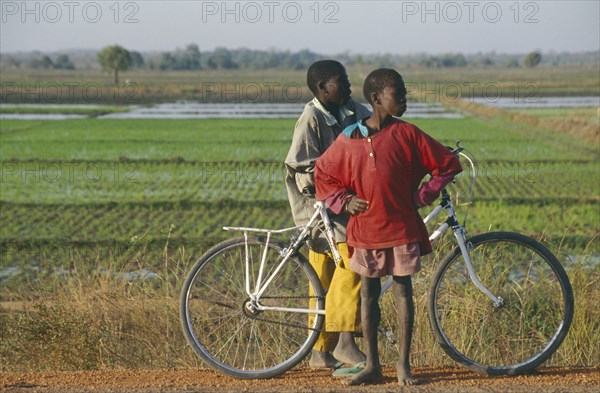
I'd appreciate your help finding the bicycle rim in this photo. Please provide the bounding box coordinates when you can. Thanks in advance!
[429,232,574,375]
[181,237,325,379]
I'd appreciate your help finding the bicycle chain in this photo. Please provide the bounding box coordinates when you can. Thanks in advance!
[246,295,325,332]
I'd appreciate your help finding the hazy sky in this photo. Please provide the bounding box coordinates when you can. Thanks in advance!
[1,0,599,54]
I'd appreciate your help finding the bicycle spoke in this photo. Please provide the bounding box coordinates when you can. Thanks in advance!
[181,237,324,378]
[430,232,573,374]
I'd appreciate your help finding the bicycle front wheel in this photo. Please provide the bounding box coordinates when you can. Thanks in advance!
[180,237,324,379]
[429,232,574,375]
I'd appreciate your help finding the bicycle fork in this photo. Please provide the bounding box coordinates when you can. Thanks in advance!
[445,197,504,308]
[452,228,504,308]
[378,191,504,347]
[431,190,504,307]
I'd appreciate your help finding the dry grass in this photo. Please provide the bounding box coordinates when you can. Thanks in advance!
[448,100,600,144]
[0,241,203,371]
[1,65,598,104]
[2,235,597,372]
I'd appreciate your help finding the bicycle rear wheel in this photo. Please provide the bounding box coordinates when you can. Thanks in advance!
[429,232,574,375]
[180,237,325,379]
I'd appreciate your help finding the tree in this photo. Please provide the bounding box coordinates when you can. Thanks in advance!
[129,51,145,68]
[524,51,542,68]
[506,59,520,68]
[54,54,75,70]
[449,54,467,67]
[180,44,201,70]
[28,55,54,69]
[97,45,132,84]
[207,47,237,69]
[158,52,177,70]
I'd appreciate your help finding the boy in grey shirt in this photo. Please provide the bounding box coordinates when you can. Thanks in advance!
[285,60,370,369]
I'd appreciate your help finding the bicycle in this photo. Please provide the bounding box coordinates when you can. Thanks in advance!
[180,142,574,379]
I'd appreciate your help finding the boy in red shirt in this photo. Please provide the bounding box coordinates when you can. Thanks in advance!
[315,69,462,385]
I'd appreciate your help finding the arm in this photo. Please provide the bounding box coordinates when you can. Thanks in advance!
[323,190,369,215]
[414,174,455,207]
[284,110,322,193]
[413,130,463,207]
[315,148,369,215]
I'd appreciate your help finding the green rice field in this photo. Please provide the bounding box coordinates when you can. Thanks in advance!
[1,115,598,289]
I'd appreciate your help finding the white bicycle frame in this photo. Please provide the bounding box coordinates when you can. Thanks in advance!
[223,189,503,318]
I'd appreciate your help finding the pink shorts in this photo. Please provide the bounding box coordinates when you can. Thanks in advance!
[349,243,421,278]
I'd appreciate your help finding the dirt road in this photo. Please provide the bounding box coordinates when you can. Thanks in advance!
[2,366,599,393]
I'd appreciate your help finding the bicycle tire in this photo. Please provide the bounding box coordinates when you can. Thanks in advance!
[180,237,325,379]
[428,231,574,375]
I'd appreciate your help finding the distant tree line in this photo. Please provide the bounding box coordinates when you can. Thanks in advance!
[143,45,322,71]
[6,54,76,70]
[141,48,552,70]
[123,47,554,70]
[417,54,468,68]
[1,46,598,71]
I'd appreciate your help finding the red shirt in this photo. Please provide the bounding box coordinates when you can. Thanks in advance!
[315,119,462,254]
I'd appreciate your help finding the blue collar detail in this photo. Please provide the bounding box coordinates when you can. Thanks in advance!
[342,119,369,137]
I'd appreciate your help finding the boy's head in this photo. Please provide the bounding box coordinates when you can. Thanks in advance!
[306,60,351,105]
[363,68,407,116]
[363,68,406,104]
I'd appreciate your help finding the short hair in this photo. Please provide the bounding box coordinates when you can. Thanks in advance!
[306,60,345,95]
[363,68,404,104]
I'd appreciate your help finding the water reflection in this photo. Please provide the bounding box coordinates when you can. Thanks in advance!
[3,97,598,120]
[0,102,464,120]
[470,96,600,108]
[101,102,463,119]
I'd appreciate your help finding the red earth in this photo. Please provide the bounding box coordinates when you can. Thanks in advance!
[2,366,599,393]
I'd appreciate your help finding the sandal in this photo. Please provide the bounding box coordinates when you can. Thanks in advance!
[332,361,367,377]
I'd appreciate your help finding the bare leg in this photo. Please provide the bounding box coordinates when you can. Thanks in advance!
[309,350,340,368]
[332,332,365,365]
[393,275,418,385]
[346,276,383,386]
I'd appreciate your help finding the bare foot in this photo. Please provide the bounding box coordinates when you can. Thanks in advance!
[308,350,339,369]
[344,368,383,386]
[397,368,419,385]
[332,332,365,365]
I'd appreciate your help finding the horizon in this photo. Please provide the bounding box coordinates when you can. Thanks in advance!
[1,47,598,57]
